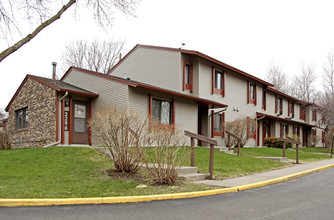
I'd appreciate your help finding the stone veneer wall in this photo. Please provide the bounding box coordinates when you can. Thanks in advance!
[7,78,57,148]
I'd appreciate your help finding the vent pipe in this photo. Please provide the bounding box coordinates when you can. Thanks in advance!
[119,53,122,61]
[52,62,57,84]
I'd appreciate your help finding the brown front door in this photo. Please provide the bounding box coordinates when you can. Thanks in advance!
[302,128,307,147]
[72,101,89,144]
[263,122,270,146]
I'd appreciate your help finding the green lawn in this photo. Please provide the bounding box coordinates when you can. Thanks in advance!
[298,147,330,154]
[0,147,213,199]
[235,147,330,163]
[187,147,288,179]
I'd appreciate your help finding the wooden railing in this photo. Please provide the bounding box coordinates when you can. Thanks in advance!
[184,130,217,179]
[278,137,301,164]
[225,130,241,156]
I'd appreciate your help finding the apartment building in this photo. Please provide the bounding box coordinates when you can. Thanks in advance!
[5,44,324,148]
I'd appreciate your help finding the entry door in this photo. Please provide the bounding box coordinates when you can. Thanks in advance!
[72,101,89,144]
[302,128,307,147]
[263,122,270,146]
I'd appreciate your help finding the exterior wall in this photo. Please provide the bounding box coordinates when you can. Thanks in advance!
[7,78,56,148]
[62,69,128,112]
[111,47,182,92]
[128,87,198,146]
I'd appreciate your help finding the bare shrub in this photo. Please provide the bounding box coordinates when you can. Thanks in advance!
[309,134,321,147]
[223,117,254,147]
[143,123,188,185]
[90,106,148,173]
[0,129,9,149]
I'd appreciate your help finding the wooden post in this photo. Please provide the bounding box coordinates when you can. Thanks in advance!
[228,134,231,151]
[209,144,214,179]
[237,140,241,156]
[296,144,299,164]
[283,141,286,157]
[190,137,195,167]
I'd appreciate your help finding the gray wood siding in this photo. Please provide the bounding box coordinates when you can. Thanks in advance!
[111,47,182,92]
[128,88,149,114]
[63,69,128,112]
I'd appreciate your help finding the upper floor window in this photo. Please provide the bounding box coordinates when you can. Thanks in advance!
[212,67,225,96]
[262,91,266,110]
[247,82,257,105]
[276,96,282,115]
[288,101,294,118]
[152,98,172,125]
[16,107,28,130]
[300,106,306,121]
[183,61,193,92]
[312,109,317,121]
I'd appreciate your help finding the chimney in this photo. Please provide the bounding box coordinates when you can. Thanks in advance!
[52,62,57,84]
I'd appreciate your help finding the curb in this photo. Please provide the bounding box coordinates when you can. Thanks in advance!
[1,163,334,207]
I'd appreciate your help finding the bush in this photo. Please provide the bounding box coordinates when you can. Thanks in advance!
[0,130,10,150]
[223,117,255,147]
[264,137,292,149]
[143,123,188,185]
[90,106,148,173]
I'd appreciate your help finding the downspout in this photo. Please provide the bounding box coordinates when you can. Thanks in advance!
[256,115,265,147]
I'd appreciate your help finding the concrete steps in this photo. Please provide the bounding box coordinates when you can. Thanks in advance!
[177,166,206,182]
[219,147,237,155]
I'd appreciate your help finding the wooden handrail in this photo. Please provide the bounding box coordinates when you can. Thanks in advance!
[225,130,241,155]
[225,130,241,141]
[277,137,301,164]
[184,130,217,179]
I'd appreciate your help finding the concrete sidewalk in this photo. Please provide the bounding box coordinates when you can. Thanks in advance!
[196,159,334,187]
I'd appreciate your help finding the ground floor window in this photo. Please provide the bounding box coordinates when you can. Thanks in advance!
[281,124,288,138]
[15,107,28,130]
[152,98,172,125]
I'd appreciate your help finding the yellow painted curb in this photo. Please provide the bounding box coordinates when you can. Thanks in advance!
[1,163,334,207]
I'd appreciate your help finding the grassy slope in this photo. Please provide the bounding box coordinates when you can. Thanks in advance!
[187,148,288,179]
[0,147,212,199]
[236,147,330,163]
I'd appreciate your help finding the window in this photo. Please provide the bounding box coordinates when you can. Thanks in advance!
[212,111,224,137]
[300,106,306,121]
[16,107,28,130]
[322,131,326,144]
[247,117,256,139]
[152,98,172,125]
[262,91,266,110]
[293,126,300,140]
[247,82,257,105]
[288,101,294,118]
[281,124,288,138]
[312,109,317,121]
[183,61,193,92]
[212,67,225,96]
[276,96,282,115]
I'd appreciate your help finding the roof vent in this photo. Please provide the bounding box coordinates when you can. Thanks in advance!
[123,73,127,79]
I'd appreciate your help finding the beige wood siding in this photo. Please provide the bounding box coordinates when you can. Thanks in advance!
[111,47,182,92]
[63,69,128,112]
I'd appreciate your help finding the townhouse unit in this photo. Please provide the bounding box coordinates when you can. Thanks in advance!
[5,44,325,148]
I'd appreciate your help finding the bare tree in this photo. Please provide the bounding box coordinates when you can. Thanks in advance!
[265,62,291,94]
[0,0,139,63]
[291,62,317,102]
[62,39,124,74]
[323,50,334,95]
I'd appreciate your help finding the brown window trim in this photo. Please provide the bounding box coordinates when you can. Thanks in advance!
[247,117,256,139]
[322,131,326,143]
[312,109,317,122]
[288,101,294,118]
[300,106,306,121]
[275,96,283,115]
[183,61,193,93]
[211,67,225,96]
[262,91,266,110]
[247,82,257,105]
[148,95,175,126]
[211,110,225,137]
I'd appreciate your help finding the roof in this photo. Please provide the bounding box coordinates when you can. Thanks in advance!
[108,44,274,87]
[256,112,315,127]
[266,87,312,105]
[5,75,98,111]
[62,67,227,108]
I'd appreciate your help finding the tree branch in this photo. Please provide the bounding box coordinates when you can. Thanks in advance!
[0,0,76,63]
